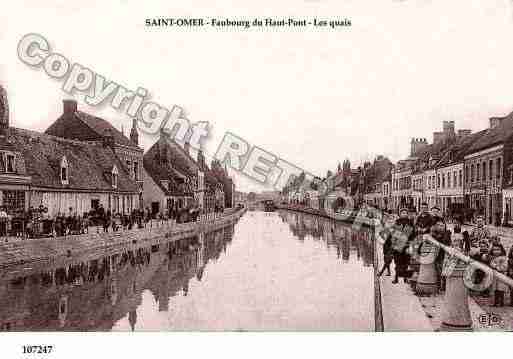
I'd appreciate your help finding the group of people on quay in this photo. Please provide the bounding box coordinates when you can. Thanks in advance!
[0,202,221,241]
[378,203,513,308]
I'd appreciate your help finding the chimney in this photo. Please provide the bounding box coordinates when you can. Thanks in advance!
[103,128,115,148]
[457,129,472,137]
[410,138,428,156]
[63,99,77,116]
[489,117,503,129]
[130,118,139,146]
[433,131,444,145]
[184,142,190,155]
[443,120,455,134]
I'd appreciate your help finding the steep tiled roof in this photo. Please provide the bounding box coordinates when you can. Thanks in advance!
[45,110,140,150]
[75,111,138,148]
[409,138,458,171]
[436,130,486,168]
[465,114,513,154]
[143,143,188,196]
[156,134,199,177]
[8,128,138,192]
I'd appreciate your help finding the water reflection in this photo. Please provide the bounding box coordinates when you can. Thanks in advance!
[0,224,235,331]
[277,210,374,266]
[0,211,374,331]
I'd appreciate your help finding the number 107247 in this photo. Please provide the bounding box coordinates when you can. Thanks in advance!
[22,345,53,354]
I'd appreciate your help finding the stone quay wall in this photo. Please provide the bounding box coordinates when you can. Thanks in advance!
[0,208,247,276]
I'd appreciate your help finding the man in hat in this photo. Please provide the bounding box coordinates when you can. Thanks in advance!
[430,206,442,223]
[431,217,451,291]
[416,202,433,235]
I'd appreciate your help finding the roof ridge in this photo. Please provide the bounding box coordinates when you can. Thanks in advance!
[166,135,199,167]
[13,127,99,147]
[75,110,138,148]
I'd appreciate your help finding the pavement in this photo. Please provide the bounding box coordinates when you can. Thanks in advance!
[376,241,434,331]
[0,210,244,273]
[376,233,513,331]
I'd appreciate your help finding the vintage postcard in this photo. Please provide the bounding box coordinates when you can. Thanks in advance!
[1,0,512,358]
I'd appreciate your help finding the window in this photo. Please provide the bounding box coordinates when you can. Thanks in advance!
[112,165,119,189]
[60,156,69,184]
[489,160,493,180]
[447,173,451,188]
[482,162,486,182]
[476,164,480,183]
[133,161,139,181]
[497,157,502,179]
[442,173,446,188]
[458,170,462,187]
[0,152,16,173]
[91,199,100,210]
[6,154,15,173]
[471,164,475,182]
[453,171,457,188]
[2,190,25,213]
[465,166,469,184]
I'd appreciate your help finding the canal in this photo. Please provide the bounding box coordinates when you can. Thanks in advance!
[0,210,376,331]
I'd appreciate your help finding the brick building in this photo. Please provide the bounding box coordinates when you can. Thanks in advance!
[0,88,140,216]
[45,99,144,206]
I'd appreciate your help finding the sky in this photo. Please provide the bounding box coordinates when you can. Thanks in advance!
[3,0,513,192]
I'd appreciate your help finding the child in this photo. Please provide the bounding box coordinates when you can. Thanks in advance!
[489,243,508,307]
[378,235,393,277]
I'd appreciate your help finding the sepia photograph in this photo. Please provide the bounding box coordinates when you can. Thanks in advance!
[1,1,512,358]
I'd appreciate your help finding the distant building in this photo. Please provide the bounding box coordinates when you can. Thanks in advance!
[211,160,234,208]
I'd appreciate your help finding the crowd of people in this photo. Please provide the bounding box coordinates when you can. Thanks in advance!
[0,202,217,240]
[378,202,513,308]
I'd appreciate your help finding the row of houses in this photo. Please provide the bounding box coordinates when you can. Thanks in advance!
[282,114,513,226]
[0,84,234,220]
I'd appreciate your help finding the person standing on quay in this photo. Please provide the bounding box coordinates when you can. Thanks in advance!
[433,219,451,292]
[470,215,491,248]
[378,234,393,277]
[489,243,508,307]
[410,203,433,287]
[416,203,433,235]
[392,208,414,284]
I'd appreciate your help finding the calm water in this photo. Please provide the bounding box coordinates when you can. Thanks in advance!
[0,210,375,331]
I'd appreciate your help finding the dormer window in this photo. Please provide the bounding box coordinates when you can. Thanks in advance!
[60,156,69,184]
[6,154,14,172]
[112,165,119,189]
[0,152,15,173]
